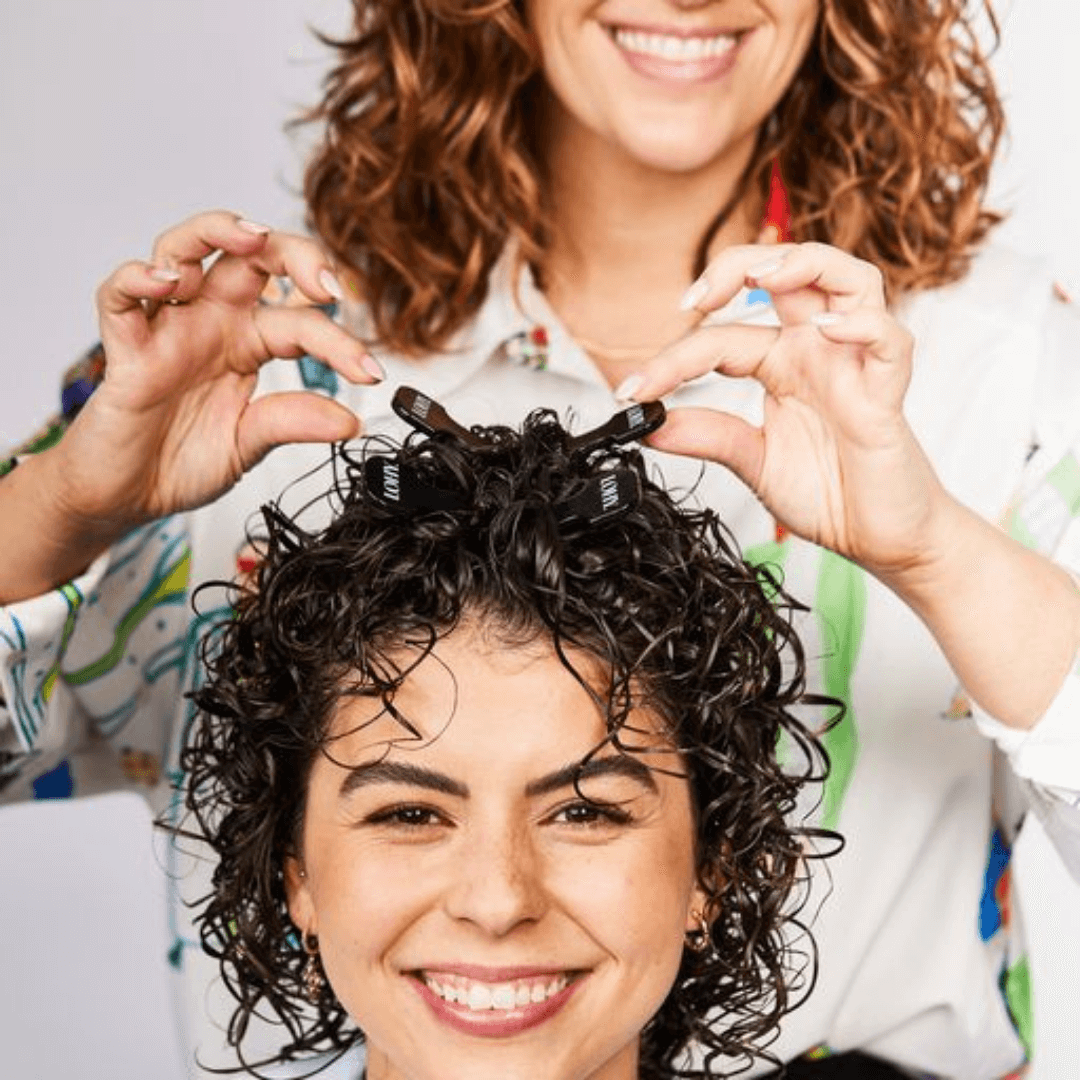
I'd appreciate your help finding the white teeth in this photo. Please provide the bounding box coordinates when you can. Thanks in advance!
[613,28,737,63]
[424,973,571,1011]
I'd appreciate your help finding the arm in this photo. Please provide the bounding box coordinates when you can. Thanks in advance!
[0,210,379,799]
[624,242,1080,732]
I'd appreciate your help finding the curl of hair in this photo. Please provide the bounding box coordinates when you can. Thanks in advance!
[300,0,1004,355]
[180,411,840,1077]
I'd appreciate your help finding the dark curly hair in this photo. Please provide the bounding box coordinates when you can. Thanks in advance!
[181,406,840,1078]
[301,0,1004,355]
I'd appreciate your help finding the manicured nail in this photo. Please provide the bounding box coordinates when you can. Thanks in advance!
[237,218,271,235]
[747,258,785,280]
[810,312,843,326]
[149,266,181,282]
[614,374,646,403]
[319,268,344,300]
[360,354,385,382]
[679,276,710,312]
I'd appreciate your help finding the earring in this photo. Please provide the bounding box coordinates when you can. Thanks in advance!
[302,932,326,1004]
[685,909,714,954]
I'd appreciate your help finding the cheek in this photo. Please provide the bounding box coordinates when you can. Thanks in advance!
[556,831,697,969]
[309,847,431,985]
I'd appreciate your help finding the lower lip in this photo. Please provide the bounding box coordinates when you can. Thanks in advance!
[610,31,747,85]
[411,975,584,1038]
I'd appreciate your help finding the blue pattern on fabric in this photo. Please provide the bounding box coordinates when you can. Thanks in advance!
[980,825,1011,941]
[32,759,74,799]
[298,355,339,396]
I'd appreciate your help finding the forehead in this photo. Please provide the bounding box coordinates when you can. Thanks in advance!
[321,624,675,777]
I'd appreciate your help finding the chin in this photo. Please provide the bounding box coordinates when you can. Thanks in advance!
[610,108,755,177]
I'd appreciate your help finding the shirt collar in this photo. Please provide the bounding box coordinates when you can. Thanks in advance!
[342,244,778,413]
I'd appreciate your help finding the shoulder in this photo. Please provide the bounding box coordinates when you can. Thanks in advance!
[898,242,1055,335]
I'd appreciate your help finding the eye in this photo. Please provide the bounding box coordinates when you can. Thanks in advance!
[364,804,448,829]
[550,800,633,828]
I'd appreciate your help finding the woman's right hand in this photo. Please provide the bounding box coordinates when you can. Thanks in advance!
[52,210,381,540]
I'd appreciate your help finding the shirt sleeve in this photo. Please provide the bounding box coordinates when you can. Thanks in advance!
[0,343,193,804]
[973,292,1080,879]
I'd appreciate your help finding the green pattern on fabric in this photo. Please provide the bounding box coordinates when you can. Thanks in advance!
[64,548,191,686]
[815,550,866,829]
[1005,956,1034,1060]
[1046,453,1080,517]
[1005,507,1039,552]
[40,583,85,705]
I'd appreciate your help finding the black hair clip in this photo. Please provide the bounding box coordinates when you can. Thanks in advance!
[364,456,466,513]
[392,386,488,449]
[555,468,641,526]
[565,400,666,456]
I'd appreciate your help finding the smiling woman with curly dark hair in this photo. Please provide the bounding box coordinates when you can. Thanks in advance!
[182,402,838,1079]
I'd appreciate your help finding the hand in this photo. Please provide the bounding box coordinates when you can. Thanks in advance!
[623,242,950,577]
[52,210,380,540]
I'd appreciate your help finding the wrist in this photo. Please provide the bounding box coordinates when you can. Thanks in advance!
[868,492,975,604]
[0,448,124,603]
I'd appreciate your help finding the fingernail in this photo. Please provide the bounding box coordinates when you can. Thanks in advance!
[319,268,344,301]
[747,258,785,280]
[614,374,646,403]
[360,354,385,382]
[149,266,181,282]
[237,218,271,235]
[810,312,843,326]
[679,276,710,312]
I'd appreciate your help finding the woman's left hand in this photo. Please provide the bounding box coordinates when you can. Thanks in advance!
[622,242,949,577]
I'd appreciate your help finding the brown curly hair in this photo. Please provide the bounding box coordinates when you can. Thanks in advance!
[301,0,1005,357]
[181,408,840,1077]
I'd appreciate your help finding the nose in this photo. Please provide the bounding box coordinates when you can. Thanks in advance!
[443,820,548,936]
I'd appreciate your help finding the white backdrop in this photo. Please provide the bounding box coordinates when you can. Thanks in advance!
[1,2,1079,1078]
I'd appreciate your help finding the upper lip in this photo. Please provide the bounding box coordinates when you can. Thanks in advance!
[603,22,748,39]
[413,963,583,981]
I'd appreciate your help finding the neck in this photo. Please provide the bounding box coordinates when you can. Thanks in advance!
[537,94,762,385]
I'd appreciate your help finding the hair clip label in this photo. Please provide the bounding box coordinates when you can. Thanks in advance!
[566,401,666,455]
[555,468,640,526]
[392,386,487,448]
[364,456,466,513]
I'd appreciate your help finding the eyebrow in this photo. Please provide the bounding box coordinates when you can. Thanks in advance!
[338,753,659,800]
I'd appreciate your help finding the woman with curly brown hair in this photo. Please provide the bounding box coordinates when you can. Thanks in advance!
[1,1,1079,1078]
[184,403,837,1080]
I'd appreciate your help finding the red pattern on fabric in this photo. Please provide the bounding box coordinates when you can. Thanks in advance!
[764,159,792,241]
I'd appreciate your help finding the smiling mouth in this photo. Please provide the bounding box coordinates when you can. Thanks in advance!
[607,25,745,64]
[419,970,576,1010]
[410,968,587,1036]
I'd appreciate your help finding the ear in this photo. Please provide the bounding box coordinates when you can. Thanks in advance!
[283,854,316,935]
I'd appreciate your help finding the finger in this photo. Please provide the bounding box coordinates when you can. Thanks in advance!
[149,211,273,302]
[236,393,361,470]
[747,242,886,312]
[682,242,885,318]
[203,231,344,309]
[679,242,799,313]
[96,260,182,339]
[615,324,777,402]
[251,305,384,385]
[645,407,764,492]
[811,309,913,368]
